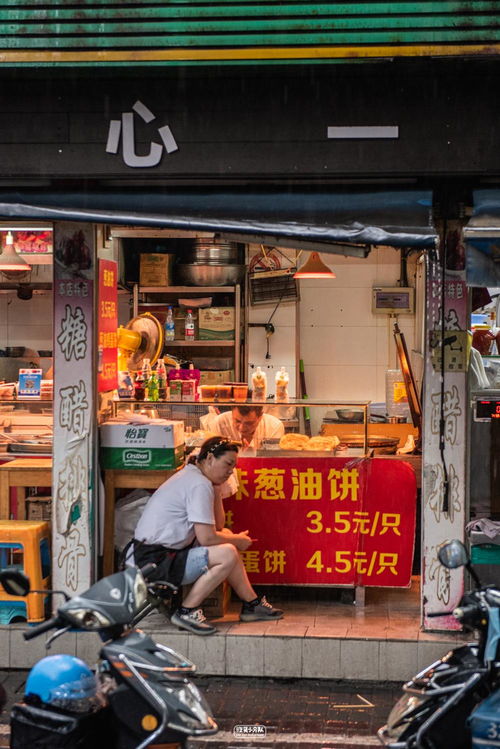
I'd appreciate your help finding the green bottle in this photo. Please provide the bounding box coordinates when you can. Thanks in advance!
[147,371,159,402]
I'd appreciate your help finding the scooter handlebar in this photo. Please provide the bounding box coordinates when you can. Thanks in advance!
[23,616,62,641]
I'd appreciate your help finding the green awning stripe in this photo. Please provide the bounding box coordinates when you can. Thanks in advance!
[1,28,500,50]
[1,14,498,36]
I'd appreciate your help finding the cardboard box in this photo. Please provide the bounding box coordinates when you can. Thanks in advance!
[182,581,231,618]
[198,308,235,340]
[26,498,52,521]
[100,421,185,470]
[140,254,173,286]
[199,369,234,385]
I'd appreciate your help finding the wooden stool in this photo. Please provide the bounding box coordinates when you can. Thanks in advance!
[0,459,52,521]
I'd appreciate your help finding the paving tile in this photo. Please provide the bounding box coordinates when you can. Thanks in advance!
[10,626,47,668]
[380,640,418,681]
[264,635,302,678]
[302,636,341,679]
[152,631,190,660]
[226,635,264,676]
[417,640,453,672]
[75,632,102,664]
[0,630,9,668]
[188,633,226,675]
[340,639,380,680]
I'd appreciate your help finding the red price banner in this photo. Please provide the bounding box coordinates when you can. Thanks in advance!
[226,457,416,587]
[97,259,118,392]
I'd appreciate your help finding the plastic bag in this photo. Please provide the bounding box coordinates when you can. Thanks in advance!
[114,489,151,551]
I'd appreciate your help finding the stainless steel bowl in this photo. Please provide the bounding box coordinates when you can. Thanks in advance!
[187,239,241,265]
[175,264,246,286]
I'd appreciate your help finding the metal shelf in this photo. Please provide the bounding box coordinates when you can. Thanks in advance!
[138,286,237,294]
[163,340,235,347]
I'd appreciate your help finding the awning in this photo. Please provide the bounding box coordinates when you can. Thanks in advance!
[0,189,437,256]
[465,190,500,286]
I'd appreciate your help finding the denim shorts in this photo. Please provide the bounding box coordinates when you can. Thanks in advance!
[181,546,209,585]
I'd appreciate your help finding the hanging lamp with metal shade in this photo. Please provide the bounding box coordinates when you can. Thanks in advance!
[0,231,32,276]
[293,251,336,279]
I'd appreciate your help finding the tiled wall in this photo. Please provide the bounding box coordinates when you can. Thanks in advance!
[247,246,420,429]
[0,293,53,352]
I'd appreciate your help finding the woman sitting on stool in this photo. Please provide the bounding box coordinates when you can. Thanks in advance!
[133,436,283,635]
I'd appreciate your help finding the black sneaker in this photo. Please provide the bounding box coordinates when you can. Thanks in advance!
[171,608,217,635]
[239,596,284,622]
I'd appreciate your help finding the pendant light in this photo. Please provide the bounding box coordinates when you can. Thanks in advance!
[293,251,336,279]
[0,231,32,277]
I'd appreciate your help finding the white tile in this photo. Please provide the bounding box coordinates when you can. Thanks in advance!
[301,328,379,367]
[247,330,295,367]
[306,365,380,401]
[263,636,302,678]
[7,297,52,325]
[248,303,296,326]
[300,287,374,327]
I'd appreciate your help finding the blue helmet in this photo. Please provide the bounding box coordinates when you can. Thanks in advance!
[25,655,98,714]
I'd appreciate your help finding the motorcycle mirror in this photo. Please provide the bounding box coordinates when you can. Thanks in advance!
[437,539,469,569]
[0,569,30,597]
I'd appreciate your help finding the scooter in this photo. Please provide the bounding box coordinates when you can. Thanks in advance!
[0,564,218,749]
[378,539,500,748]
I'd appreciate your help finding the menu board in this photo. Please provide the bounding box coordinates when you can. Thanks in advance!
[226,456,416,588]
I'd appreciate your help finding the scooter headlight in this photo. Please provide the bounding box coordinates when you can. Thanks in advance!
[66,608,112,630]
[380,693,428,741]
[133,571,148,609]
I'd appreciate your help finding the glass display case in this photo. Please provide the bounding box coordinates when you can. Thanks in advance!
[105,398,422,457]
[0,400,53,457]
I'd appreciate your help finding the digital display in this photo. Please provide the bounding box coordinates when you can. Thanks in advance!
[476,400,500,420]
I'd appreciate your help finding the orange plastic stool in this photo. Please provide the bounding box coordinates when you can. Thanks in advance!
[0,520,51,623]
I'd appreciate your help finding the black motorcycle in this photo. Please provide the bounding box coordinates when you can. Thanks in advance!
[378,539,500,748]
[0,564,218,749]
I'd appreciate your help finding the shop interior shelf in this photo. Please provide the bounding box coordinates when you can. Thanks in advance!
[165,340,235,347]
[139,285,237,294]
[113,398,370,408]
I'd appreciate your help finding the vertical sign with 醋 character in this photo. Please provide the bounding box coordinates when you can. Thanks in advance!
[98,259,118,392]
[53,222,95,595]
[422,223,468,631]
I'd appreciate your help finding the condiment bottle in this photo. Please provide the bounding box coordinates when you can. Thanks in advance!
[184,310,195,341]
[146,369,159,402]
[252,366,267,402]
[275,367,289,402]
[156,358,167,401]
[134,370,146,401]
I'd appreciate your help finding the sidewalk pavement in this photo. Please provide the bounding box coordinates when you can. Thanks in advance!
[0,671,400,748]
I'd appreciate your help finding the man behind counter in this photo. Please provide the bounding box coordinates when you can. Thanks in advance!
[213,405,284,449]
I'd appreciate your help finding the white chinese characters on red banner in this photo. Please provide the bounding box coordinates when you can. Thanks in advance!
[97,259,118,392]
[226,457,416,587]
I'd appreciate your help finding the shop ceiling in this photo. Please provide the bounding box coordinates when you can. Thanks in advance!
[0,189,437,256]
[0,2,498,67]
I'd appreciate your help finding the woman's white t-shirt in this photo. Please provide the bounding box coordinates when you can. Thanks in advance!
[134,463,215,549]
